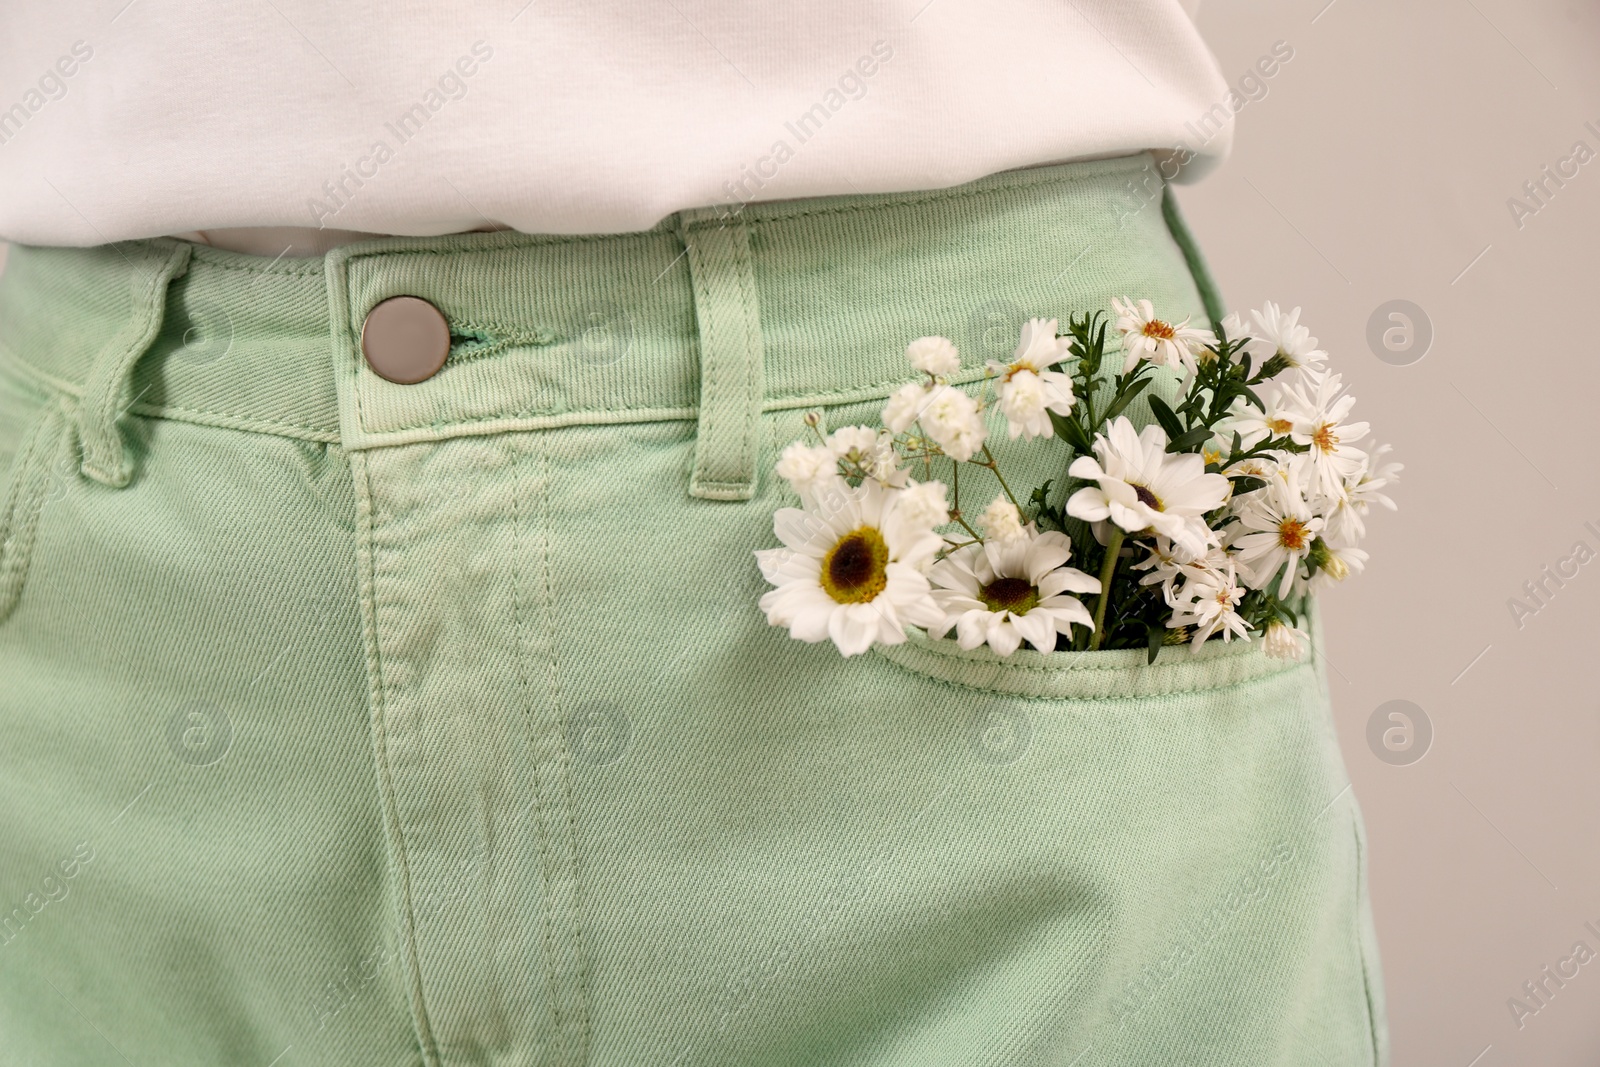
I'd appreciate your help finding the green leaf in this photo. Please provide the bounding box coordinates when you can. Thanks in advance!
[1228,475,1266,494]
[1145,622,1164,665]
[1050,410,1093,454]
[1147,395,1184,439]
[1102,377,1153,422]
[1165,427,1215,453]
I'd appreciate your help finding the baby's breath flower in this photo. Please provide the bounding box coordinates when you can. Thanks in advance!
[918,384,987,462]
[897,479,951,529]
[979,495,1026,544]
[906,335,960,378]
[775,441,844,506]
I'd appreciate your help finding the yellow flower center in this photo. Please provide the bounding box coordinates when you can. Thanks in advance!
[820,526,890,604]
[1311,422,1338,453]
[1267,416,1293,435]
[1142,320,1177,341]
[1277,517,1310,551]
[979,577,1040,615]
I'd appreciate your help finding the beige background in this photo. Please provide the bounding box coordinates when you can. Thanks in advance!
[1182,0,1600,1063]
[1,1,1595,1059]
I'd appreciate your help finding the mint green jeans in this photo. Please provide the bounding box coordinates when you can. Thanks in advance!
[0,154,1386,1066]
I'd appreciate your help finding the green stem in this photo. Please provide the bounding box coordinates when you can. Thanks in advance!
[1089,525,1125,650]
[978,446,1021,509]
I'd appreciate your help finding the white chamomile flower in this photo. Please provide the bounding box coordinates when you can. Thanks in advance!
[1168,558,1250,646]
[918,383,987,462]
[774,441,844,506]
[1228,463,1324,598]
[1248,301,1328,376]
[928,529,1100,655]
[978,495,1026,544]
[1219,382,1296,449]
[1065,416,1230,558]
[755,481,947,657]
[906,335,960,378]
[989,317,1077,440]
[1263,618,1309,661]
[1281,372,1370,500]
[1111,297,1218,377]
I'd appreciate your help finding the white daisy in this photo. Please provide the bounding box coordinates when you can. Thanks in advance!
[1168,558,1250,646]
[1065,416,1229,558]
[1247,302,1328,376]
[1263,618,1308,660]
[988,317,1077,441]
[1228,462,1324,598]
[906,335,960,378]
[1112,297,1218,377]
[1281,372,1369,499]
[756,481,947,657]
[928,529,1100,655]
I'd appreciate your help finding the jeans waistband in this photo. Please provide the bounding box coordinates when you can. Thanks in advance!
[0,152,1219,497]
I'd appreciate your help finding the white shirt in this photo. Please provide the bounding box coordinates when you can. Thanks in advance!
[0,1,1233,251]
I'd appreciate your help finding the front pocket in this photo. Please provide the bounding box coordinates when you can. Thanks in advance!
[874,624,1304,700]
[0,395,73,623]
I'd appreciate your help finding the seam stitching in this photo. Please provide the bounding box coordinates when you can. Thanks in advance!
[873,646,1304,701]
[354,451,441,1066]
[515,436,569,1051]
[538,434,594,1062]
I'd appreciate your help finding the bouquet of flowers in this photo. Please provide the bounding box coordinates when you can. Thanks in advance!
[754,299,1399,663]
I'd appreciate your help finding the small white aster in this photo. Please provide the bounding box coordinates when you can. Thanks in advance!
[1281,372,1370,500]
[989,317,1077,441]
[1168,558,1250,646]
[1111,297,1218,377]
[1249,302,1328,377]
[1228,461,1324,598]
[1263,618,1309,660]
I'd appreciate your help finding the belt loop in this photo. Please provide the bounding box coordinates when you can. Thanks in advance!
[676,207,766,501]
[78,240,193,488]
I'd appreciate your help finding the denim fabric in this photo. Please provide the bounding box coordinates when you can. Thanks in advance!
[0,153,1386,1066]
